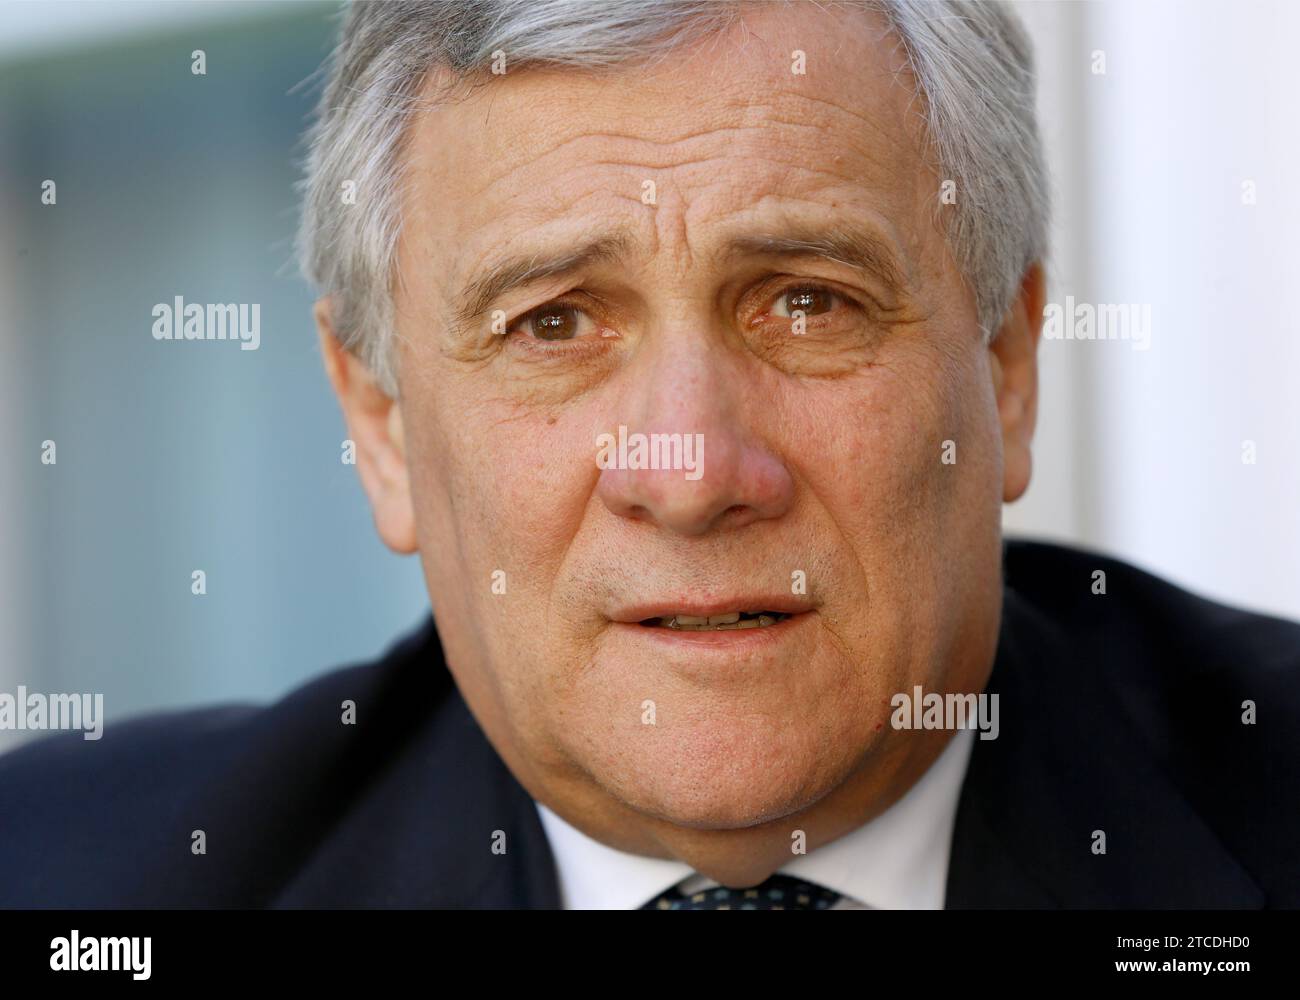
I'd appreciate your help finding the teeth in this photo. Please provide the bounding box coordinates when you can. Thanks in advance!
[656,612,781,630]
[669,613,740,625]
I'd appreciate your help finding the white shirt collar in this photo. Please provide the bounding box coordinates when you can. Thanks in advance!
[535,726,976,909]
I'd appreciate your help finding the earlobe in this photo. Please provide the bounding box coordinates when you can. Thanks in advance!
[314,298,419,555]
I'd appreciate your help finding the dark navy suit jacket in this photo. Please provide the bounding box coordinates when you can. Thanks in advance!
[1,539,1297,908]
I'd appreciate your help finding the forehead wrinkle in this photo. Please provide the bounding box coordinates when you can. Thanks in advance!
[463,121,772,208]
[449,57,916,186]
[422,51,927,239]
[465,95,921,235]
[465,138,908,243]
[476,90,905,177]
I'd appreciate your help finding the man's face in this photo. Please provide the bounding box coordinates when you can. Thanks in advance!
[323,2,1040,882]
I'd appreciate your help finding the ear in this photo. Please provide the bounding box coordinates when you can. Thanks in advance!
[989,262,1045,504]
[315,298,418,554]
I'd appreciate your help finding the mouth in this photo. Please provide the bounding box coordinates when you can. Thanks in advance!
[609,595,812,631]
[638,611,792,631]
[607,598,815,665]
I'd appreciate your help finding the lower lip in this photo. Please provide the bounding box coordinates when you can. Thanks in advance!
[610,612,814,648]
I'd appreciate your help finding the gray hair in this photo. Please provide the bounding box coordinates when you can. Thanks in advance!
[298,0,1048,396]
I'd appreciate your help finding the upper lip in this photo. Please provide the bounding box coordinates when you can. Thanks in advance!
[608,596,815,623]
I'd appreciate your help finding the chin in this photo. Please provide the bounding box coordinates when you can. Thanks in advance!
[589,719,867,832]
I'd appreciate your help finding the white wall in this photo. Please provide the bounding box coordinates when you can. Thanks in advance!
[1005,0,1300,621]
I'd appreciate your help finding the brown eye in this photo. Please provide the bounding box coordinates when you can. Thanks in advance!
[774,286,838,318]
[510,303,601,342]
[529,305,581,340]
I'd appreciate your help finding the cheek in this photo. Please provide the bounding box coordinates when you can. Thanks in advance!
[406,387,597,604]
[783,343,997,578]
[787,369,948,529]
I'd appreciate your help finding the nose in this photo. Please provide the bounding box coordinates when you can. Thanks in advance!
[595,349,794,536]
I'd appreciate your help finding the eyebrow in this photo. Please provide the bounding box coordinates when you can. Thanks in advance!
[452,220,912,329]
[724,224,913,298]
[455,232,635,330]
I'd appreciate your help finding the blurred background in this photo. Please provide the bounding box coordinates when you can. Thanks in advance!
[0,0,1296,751]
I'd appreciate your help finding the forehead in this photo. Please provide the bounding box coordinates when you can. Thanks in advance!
[399,2,935,291]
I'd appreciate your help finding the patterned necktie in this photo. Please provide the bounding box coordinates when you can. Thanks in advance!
[641,872,843,910]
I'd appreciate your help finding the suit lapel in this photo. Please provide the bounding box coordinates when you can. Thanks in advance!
[946,585,1264,908]
[434,687,562,908]
[389,621,561,907]
[272,617,561,908]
